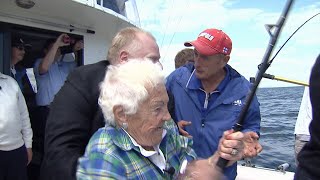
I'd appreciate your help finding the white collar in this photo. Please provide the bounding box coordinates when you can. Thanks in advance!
[123,129,168,172]
[124,129,167,157]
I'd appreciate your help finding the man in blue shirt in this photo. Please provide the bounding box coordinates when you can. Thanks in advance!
[32,33,79,180]
[34,34,77,107]
[166,28,262,180]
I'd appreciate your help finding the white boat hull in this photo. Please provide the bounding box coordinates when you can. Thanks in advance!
[237,165,294,180]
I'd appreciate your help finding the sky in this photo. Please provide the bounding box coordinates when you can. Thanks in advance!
[132,0,320,87]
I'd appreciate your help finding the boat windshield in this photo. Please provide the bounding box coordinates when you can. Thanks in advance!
[76,0,141,26]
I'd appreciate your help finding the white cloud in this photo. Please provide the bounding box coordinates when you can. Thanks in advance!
[135,0,320,87]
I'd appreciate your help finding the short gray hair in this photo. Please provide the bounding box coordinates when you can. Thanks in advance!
[98,58,165,126]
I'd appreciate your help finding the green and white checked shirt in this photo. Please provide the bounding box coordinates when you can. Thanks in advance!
[77,119,196,180]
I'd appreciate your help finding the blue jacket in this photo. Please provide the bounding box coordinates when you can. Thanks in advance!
[166,64,261,180]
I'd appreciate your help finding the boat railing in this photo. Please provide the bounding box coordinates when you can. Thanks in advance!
[276,163,290,173]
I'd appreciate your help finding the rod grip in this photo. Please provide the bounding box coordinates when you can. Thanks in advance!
[216,157,228,169]
[216,124,241,169]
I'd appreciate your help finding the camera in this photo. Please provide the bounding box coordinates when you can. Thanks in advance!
[63,35,75,44]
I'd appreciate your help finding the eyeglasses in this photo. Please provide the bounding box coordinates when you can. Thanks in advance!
[14,45,25,51]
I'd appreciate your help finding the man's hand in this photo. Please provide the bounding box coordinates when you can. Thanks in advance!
[218,130,244,166]
[177,120,192,138]
[55,33,70,47]
[243,131,262,158]
[27,148,33,165]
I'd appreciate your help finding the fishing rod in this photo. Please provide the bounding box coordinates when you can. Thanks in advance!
[262,73,309,86]
[217,0,295,168]
[259,12,320,87]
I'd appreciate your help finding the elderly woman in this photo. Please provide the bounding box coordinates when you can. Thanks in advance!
[77,59,244,179]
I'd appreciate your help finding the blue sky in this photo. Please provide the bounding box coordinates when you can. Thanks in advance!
[133,0,320,87]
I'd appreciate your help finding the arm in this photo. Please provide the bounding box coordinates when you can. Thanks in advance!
[18,86,33,164]
[166,72,192,138]
[167,91,192,137]
[40,61,108,180]
[295,55,320,179]
[38,34,69,74]
[242,95,263,157]
[295,87,312,134]
[307,54,320,151]
[179,130,244,180]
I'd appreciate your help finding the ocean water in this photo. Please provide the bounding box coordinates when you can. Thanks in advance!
[241,86,304,172]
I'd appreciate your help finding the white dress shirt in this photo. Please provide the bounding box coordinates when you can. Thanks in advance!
[0,72,33,151]
[294,87,312,137]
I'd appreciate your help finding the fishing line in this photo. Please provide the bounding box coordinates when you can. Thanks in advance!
[267,12,320,67]
[162,0,190,62]
[160,0,175,50]
[259,12,319,86]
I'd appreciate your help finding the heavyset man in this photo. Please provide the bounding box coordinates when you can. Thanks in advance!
[40,27,161,180]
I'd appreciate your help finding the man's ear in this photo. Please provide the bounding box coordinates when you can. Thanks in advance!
[113,105,127,124]
[119,50,129,64]
[223,55,230,64]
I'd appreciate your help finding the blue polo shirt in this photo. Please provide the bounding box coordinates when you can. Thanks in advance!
[34,58,76,106]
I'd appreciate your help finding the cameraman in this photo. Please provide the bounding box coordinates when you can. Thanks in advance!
[30,33,81,180]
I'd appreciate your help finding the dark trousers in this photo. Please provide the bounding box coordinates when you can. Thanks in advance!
[0,145,28,180]
[295,166,315,180]
[28,106,50,180]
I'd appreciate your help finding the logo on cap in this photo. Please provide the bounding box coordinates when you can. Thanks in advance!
[198,32,214,41]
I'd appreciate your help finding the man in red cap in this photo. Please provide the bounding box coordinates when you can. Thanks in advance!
[166,28,262,179]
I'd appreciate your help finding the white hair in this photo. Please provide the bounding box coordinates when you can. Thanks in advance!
[98,58,165,126]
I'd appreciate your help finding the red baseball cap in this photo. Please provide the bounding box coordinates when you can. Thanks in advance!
[184,28,232,56]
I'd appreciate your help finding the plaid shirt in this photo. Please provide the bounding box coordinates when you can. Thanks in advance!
[77,120,196,180]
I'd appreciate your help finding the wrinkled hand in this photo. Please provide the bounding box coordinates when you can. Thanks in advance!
[218,130,244,166]
[243,131,262,158]
[27,148,33,165]
[177,120,192,138]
